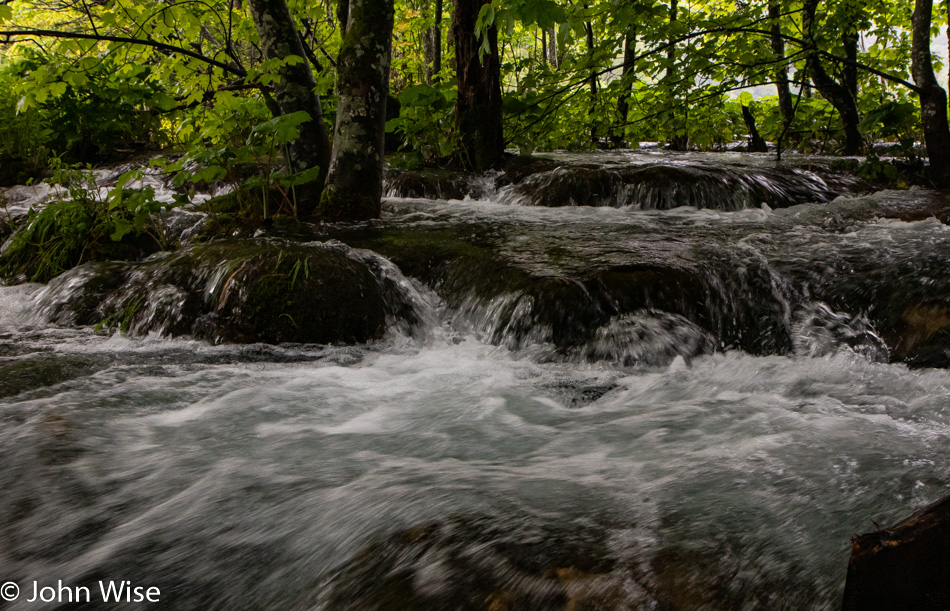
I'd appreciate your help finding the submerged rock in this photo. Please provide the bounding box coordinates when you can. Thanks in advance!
[498,163,872,210]
[385,168,487,200]
[843,494,950,611]
[792,303,889,362]
[35,240,424,345]
[320,514,639,611]
[573,311,717,367]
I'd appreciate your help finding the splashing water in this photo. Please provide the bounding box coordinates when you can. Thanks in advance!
[1,153,949,609]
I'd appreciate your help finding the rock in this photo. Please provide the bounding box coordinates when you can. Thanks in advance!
[501,165,625,207]
[792,303,889,362]
[34,239,417,345]
[320,514,632,611]
[384,168,484,200]
[495,154,563,187]
[499,163,872,210]
[843,495,950,611]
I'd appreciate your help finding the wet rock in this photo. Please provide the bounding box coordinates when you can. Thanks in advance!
[540,378,618,408]
[34,240,420,345]
[384,168,485,200]
[573,311,716,367]
[463,277,609,350]
[501,165,625,208]
[589,260,794,356]
[843,495,950,611]
[792,303,889,362]
[0,353,110,399]
[337,225,796,360]
[780,246,950,367]
[321,514,634,611]
[495,154,562,187]
[499,163,872,210]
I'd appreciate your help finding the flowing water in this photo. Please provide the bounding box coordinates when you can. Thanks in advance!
[1,152,949,610]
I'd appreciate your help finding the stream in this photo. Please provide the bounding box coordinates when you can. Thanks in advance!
[1,151,949,609]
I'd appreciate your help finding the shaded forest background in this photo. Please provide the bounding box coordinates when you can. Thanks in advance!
[0,0,947,216]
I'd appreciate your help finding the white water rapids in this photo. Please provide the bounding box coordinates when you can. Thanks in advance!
[2,154,950,609]
[1,282,949,609]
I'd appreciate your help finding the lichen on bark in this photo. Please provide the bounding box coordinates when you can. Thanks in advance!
[246,0,331,215]
[317,0,395,221]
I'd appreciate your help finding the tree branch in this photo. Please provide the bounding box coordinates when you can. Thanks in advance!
[0,28,246,76]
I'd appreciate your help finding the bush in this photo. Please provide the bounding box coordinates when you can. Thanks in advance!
[0,164,177,282]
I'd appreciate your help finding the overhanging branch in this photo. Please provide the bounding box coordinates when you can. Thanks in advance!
[0,28,246,76]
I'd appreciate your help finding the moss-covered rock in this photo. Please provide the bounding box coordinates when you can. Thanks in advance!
[36,239,409,345]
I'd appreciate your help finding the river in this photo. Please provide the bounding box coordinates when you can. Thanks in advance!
[1,151,948,609]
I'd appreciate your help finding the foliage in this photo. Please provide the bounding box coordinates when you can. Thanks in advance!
[0,0,935,173]
[387,83,457,162]
[0,162,178,282]
[164,111,321,220]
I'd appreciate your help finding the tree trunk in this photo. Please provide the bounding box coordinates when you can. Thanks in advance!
[453,0,504,170]
[810,61,863,154]
[611,25,637,147]
[741,105,768,152]
[422,0,435,84]
[422,0,443,83]
[769,0,794,129]
[666,0,688,150]
[431,0,443,81]
[316,0,395,220]
[585,18,598,145]
[547,26,559,69]
[247,0,331,215]
[912,0,950,187]
[802,0,862,155]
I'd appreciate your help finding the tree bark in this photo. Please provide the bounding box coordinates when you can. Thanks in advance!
[768,0,794,129]
[453,0,504,170]
[666,0,688,150]
[585,18,598,145]
[317,0,395,220]
[547,26,559,69]
[611,25,637,147]
[802,0,862,155]
[431,0,443,81]
[912,0,950,187]
[246,0,330,215]
[741,105,768,152]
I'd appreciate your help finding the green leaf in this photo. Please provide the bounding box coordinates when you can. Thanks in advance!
[111,218,134,242]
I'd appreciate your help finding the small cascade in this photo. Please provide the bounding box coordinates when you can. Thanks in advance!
[33,239,435,344]
[384,168,494,200]
[571,311,717,367]
[381,153,871,210]
[341,242,442,338]
[792,302,889,362]
[497,162,870,210]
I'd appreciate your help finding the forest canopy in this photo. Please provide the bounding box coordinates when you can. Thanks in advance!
[0,0,945,214]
